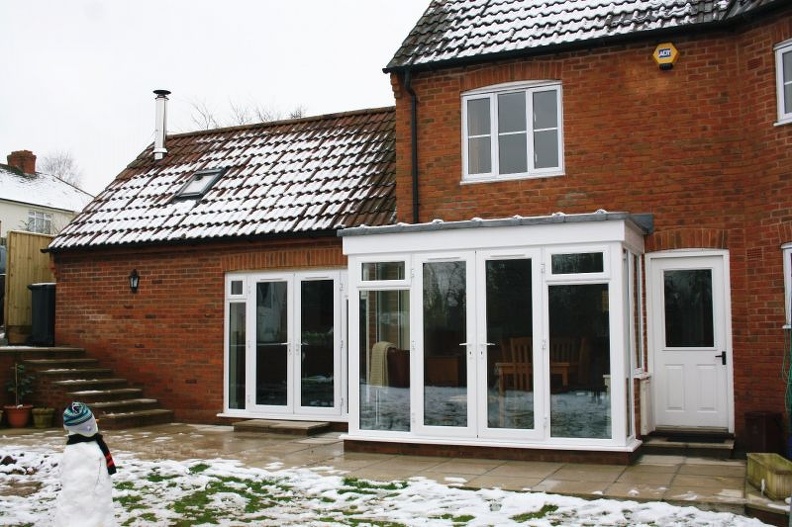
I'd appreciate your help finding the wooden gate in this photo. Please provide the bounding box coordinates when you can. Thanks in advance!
[3,231,54,344]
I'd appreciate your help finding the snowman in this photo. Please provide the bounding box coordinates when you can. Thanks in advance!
[52,402,117,527]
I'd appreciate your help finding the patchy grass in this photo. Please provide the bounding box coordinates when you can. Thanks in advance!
[512,503,560,522]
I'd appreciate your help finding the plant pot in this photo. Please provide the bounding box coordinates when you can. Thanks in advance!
[4,405,33,428]
[32,407,55,429]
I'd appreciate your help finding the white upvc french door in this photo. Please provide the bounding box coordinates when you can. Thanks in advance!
[414,252,476,437]
[413,250,544,439]
[475,249,544,441]
[248,270,345,417]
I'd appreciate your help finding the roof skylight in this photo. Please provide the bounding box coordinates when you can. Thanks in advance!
[175,168,225,199]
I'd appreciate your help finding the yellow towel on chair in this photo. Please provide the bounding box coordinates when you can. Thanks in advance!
[369,341,394,386]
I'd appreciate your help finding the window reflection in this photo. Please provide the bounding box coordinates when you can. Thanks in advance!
[256,282,288,406]
[300,280,335,408]
[423,261,467,427]
[486,258,535,430]
[359,290,410,431]
[549,283,611,439]
[664,269,714,347]
[228,302,246,409]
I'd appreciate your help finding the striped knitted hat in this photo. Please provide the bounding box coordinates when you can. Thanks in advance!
[63,402,98,437]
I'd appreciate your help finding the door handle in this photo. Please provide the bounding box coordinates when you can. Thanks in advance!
[715,351,726,365]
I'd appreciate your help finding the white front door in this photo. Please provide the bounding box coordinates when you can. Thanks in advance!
[648,252,732,430]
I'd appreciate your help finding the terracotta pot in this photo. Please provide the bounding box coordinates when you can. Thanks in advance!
[4,405,33,428]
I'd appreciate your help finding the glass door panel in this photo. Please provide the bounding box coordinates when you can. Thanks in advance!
[255,281,289,407]
[422,260,468,428]
[359,289,411,431]
[300,279,335,409]
[228,302,246,410]
[548,283,611,439]
[664,269,714,347]
[483,258,536,431]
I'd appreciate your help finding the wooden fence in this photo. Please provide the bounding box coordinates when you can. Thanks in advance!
[3,231,54,344]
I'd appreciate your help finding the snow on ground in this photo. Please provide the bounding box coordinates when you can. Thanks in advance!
[0,440,775,526]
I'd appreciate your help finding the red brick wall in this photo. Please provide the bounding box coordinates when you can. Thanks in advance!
[391,11,792,441]
[51,237,345,423]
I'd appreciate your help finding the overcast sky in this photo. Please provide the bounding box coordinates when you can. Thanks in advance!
[0,1,429,195]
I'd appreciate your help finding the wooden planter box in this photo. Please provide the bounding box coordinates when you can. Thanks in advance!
[747,453,792,500]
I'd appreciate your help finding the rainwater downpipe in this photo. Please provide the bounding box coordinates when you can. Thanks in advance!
[404,69,419,224]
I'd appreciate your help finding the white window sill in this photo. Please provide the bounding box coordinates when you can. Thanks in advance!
[775,116,792,127]
[462,171,565,185]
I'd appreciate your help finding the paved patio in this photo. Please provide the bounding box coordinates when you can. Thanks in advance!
[1,423,788,524]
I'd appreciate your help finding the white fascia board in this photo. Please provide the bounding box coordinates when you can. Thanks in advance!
[343,218,642,256]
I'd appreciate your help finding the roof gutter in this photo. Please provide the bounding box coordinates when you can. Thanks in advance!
[405,69,420,224]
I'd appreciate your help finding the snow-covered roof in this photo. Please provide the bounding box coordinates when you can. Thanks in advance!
[48,107,396,251]
[385,0,784,72]
[0,165,94,213]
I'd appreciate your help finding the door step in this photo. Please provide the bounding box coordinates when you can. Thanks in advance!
[641,432,735,459]
[233,419,331,436]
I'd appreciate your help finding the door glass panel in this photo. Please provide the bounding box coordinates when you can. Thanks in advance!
[300,280,334,408]
[228,302,246,409]
[423,261,467,427]
[549,283,611,439]
[664,269,714,347]
[359,290,410,431]
[256,281,288,406]
[486,258,534,430]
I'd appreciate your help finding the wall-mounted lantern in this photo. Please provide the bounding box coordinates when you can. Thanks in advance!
[129,269,140,294]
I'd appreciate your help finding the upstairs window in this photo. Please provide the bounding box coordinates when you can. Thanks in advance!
[462,81,563,182]
[175,167,225,199]
[777,39,792,125]
[27,210,53,234]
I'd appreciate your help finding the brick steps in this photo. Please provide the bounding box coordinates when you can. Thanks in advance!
[640,431,736,459]
[3,346,174,430]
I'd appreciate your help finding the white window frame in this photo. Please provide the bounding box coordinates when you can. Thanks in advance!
[175,167,225,199]
[462,80,564,183]
[222,269,348,419]
[776,39,792,126]
[27,210,52,234]
[783,243,792,328]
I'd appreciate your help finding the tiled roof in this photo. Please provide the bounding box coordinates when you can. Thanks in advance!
[386,0,783,71]
[48,107,396,251]
[0,165,94,213]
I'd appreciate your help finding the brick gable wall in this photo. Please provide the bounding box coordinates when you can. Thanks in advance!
[390,11,792,440]
[52,238,345,423]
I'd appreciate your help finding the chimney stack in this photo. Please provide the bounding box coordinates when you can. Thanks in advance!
[7,150,36,174]
[153,89,171,160]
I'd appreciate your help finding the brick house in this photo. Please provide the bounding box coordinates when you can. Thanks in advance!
[47,106,396,424]
[48,0,791,458]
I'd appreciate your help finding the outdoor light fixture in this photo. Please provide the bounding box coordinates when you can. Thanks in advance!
[129,269,140,293]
